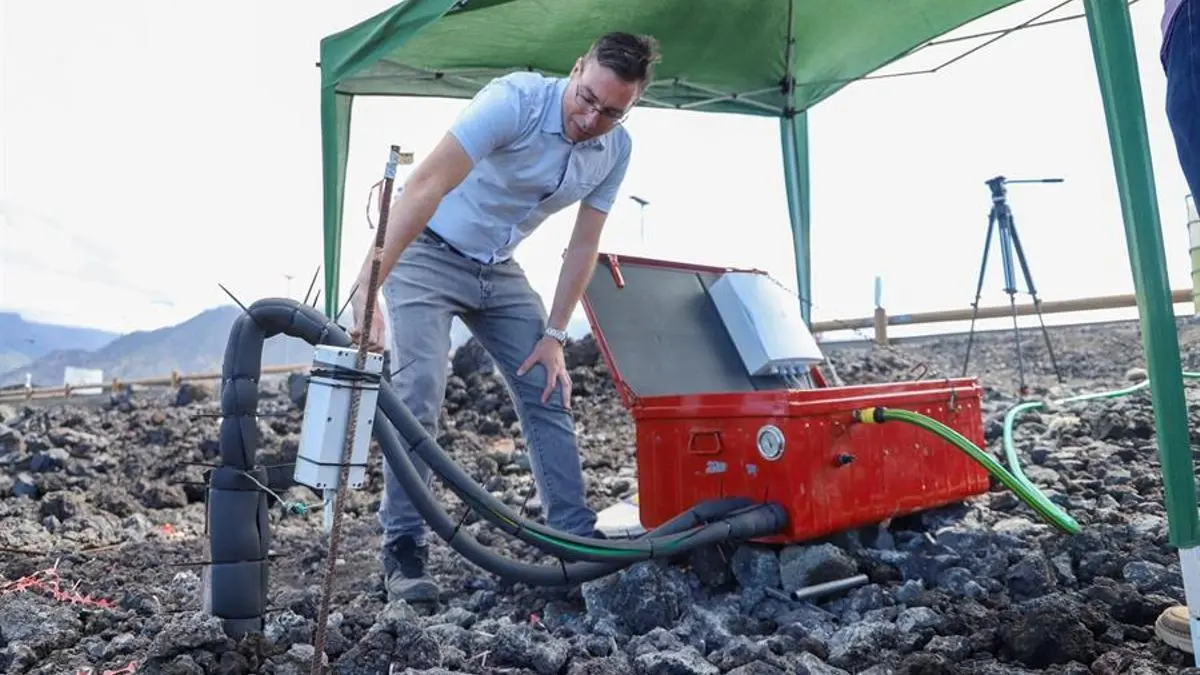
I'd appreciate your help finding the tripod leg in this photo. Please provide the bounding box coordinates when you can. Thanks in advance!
[996,206,1028,395]
[1009,217,1064,383]
[962,211,997,377]
[1008,293,1028,396]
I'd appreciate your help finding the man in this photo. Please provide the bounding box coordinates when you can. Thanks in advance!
[349,31,660,603]
[1156,0,1200,657]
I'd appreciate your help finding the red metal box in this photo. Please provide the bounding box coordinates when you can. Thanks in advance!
[580,253,990,544]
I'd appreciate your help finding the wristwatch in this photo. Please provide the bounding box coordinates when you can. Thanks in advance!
[543,327,568,346]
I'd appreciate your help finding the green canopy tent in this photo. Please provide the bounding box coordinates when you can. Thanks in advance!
[317,0,1042,324]
[316,0,1200,640]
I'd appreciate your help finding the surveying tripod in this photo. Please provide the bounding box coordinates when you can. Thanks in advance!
[961,175,1064,396]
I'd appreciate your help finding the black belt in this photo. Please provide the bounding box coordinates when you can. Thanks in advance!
[422,228,471,259]
[422,228,512,266]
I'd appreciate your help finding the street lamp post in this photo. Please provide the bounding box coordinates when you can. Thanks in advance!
[629,195,649,248]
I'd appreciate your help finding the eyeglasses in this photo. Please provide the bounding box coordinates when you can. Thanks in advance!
[575,85,631,125]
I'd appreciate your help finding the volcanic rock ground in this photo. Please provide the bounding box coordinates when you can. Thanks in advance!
[6,319,1200,674]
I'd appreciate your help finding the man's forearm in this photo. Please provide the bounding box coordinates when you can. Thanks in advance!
[353,132,477,295]
[355,178,443,292]
[546,245,600,332]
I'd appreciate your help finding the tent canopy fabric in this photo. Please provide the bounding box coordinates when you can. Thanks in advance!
[317,0,1022,325]
[320,0,1022,116]
[315,0,1200,563]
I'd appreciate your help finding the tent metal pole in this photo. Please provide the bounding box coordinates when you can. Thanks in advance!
[780,113,812,324]
[321,89,351,319]
[1083,0,1200,661]
[780,0,812,325]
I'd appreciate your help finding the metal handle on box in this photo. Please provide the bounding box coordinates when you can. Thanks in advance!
[688,430,723,455]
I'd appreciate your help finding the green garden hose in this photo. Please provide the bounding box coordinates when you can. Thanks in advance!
[998,370,1200,530]
[855,406,1082,534]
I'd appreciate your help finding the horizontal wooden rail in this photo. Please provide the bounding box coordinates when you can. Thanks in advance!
[0,363,311,402]
[4,287,1195,400]
[811,288,1195,345]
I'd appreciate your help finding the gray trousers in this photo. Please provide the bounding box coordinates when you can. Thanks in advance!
[378,230,597,546]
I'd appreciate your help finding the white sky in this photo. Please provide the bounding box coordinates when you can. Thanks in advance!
[1,0,1193,343]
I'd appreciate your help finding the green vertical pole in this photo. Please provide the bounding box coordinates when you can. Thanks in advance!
[320,89,354,319]
[316,0,463,321]
[780,110,812,324]
[1083,0,1200,548]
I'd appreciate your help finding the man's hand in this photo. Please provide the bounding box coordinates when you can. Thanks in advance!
[517,336,571,408]
[348,288,388,353]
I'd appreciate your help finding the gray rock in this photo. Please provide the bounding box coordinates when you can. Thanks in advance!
[895,606,941,633]
[632,647,719,675]
[28,446,69,472]
[146,611,234,660]
[1122,559,1170,593]
[826,620,900,668]
[705,635,771,671]
[488,622,571,675]
[582,561,692,636]
[1006,551,1059,600]
[0,592,83,656]
[567,655,635,675]
[731,545,780,590]
[779,543,859,594]
[794,651,850,674]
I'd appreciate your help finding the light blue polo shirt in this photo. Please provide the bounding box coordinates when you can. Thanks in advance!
[426,71,633,264]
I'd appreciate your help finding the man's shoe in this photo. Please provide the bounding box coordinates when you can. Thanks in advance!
[382,535,440,604]
[1156,605,1194,653]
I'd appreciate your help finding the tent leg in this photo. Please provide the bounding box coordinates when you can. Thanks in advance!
[1084,0,1200,659]
[780,111,811,324]
[322,90,355,320]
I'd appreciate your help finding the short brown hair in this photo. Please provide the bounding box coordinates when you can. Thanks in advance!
[585,32,661,85]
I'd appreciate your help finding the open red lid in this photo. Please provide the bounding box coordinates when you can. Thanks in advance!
[580,253,817,403]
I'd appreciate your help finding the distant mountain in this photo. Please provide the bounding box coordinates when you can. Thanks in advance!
[0,312,121,375]
[0,305,312,387]
[0,311,120,357]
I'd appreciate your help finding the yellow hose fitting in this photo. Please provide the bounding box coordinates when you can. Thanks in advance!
[853,407,884,424]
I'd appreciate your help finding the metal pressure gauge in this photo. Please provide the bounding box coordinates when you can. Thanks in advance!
[756,425,785,461]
